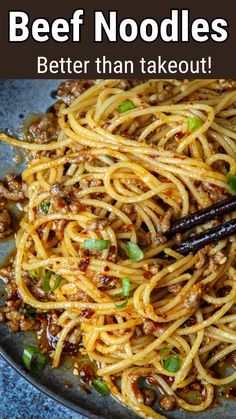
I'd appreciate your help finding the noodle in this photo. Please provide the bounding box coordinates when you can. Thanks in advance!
[1,78,236,417]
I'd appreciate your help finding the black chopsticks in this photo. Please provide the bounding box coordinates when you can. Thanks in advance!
[165,196,236,238]
[161,218,236,258]
[159,196,236,259]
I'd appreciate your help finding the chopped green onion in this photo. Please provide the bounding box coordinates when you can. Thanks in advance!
[22,346,47,371]
[104,155,113,160]
[19,306,36,319]
[91,379,110,396]
[187,117,202,133]
[29,268,45,279]
[113,290,123,297]
[39,202,50,213]
[160,348,181,373]
[29,270,37,278]
[118,100,134,113]
[39,267,46,278]
[43,270,52,292]
[122,277,131,297]
[124,241,144,262]
[43,271,61,292]
[83,239,110,250]
[163,355,181,373]
[19,307,27,315]
[227,174,236,194]
[114,298,128,309]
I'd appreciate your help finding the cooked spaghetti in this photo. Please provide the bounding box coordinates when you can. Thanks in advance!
[1,79,236,418]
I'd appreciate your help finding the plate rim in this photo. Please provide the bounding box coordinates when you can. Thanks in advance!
[0,345,101,419]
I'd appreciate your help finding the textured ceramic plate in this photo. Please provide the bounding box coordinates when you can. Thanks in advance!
[0,80,235,419]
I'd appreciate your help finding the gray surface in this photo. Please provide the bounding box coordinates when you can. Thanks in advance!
[0,356,84,419]
[0,80,236,419]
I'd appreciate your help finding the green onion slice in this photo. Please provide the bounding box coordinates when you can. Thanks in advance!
[29,268,45,279]
[160,348,181,373]
[114,298,128,309]
[19,306,36,319]
[227,174,236,194]
[91,379,110,396]
[118,100,134,113]
[113,290,123,297]
[39,267,46,278]
[187,117,202,133]
[29,270,37,278]
[124,241,144,262]
[22,346,47,371]
[83,239,109,250]
[122,277,131,297]
[39,202,50,213]
[43,271,61,292]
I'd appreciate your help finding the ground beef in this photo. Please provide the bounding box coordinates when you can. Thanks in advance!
[0,174,25,201]
[0,197,6,210]
[2,270,18,300]
[87,218,109,231]
[201,182,229,203]
[69,201,82,214]
[155,234,167,246]
[31,278,47,299]
[72,150,96,165]
[167,283,182,295]
[219,79,236,90]
[2,300,39,332]
[141,388,156,406]
[160,209,173,233]
[203,252,227,277]
[121,204,134,215]
[25,113,59,144]
[67,290,92,302]
[68,327,82,345]
[229,351,236,367]
[0,264,15,284]
[50,197,69,214]
[195,251,206,270]
[159,395,176,411]
[81,308,94,319]
[29,277,57,302]
[143,319,168,336]
[47,311,61,337]
[137,232,152,247]
[54,219,67,241]
[0,269,40,332]
[213,251,227,265]
[0,208,12,238]
[127,119,141,135]
[78,177,103,190]
[50,182,73,198]
[57,80,95,105]
[116,80,146,90]
[184,284,202,310]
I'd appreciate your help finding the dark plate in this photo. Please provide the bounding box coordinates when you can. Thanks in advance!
[0,80,235,419]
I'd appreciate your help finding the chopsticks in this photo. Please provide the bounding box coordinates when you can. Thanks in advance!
[159,196,236,259]
[165,196,236,238]
[162,218,236,258]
